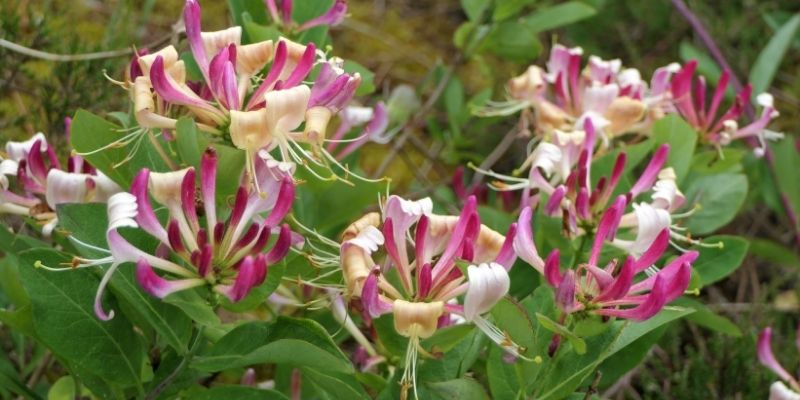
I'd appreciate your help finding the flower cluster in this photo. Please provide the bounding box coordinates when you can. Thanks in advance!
[478,44,677,141]
[670,60,782,155]
[515,202,695,324]
[1,122,121,235]
[340,195,525,398]
[75,148,297,320]
[121,0,361,185]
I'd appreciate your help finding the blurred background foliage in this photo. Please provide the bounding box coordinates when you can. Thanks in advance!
[1,0,800,398]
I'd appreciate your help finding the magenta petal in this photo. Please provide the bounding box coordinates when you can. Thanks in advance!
[150,56,209,108]
[576,187,590,220]
[221,61,240,110]
[198,244,213,277]
[167,219,186,253]
[555,269,577,313]
[433,196,477,276]
[544,250,562,287]
[588,198,625,266]
[630,144,670,197]
[513,206,545,271]
[299,0,347,30]
[606,151,627,198]
[247,41,287,110]
[758,327,796,384]
[184,0,209,80]
[706,70,730,125]
[282,42,316,88]
[598,275,667,321]
[417,263,432,299]
[26,140,49,182]
[361,269,392,318]
[264,176,295,227]
[630,250,698,294]
[252,254,268,287]
[495,223,518,270]
[265,224,292,264]
[131,169,169,244]
[596,257,635,302]
[664,262,691,303]
[228,186,249,230]
[633,229,669,272]
[545,185,566,216]
[671,60,698,126]
[587,265,614,289]
[200,147,218,233]
[280,0,293,24]
[415,214,429,265]
[225,256,257,302]
[181,168,199,230]
[137,259,175,298]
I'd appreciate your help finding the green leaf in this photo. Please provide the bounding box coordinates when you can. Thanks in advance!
[691,235,749,286]
[243,19,281,43]
[461,0,490,21]
[481,21,542,62]
[493,0,537,21]
[227,0,270,29]
[163,290,221,329]
[749,13,800,95]
[749,238,800,268]
[522,2,596,34]
[70,109,131,187]
[770,137,800,232]
[535,308,692,399]
[58,203,193,353]
[683,173,748,235]
[491,297,537,358]
[18,249,144,389]
[192,317,353,373]
[428,378,490,400]
[673,298,741,337]
[47,376,92,400]
[487,346,521,400]
[690,149,744,175]
[220,262,285,312]
[176,118,203,168]
[301,367,371,400]
[652,115,697,183]
[189,385,288,400]
[535,313,586,354]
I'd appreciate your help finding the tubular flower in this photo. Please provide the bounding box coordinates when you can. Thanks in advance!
[340,195,525,399]
[266,0,347,32]
[517,201,696,324]
[758,326,800,398]
[1,131,121,235]
[476,44,676,141]
[669,60,782,155]
[117,0,361,184]
[325,102,391,160]
[74,147,297,320]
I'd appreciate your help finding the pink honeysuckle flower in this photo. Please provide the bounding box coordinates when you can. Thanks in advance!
[266,0,347,32]
[340,195,526,399]
[325,102,391,161]
[1,130,122,236]
[476,44,677,141]
[518,200,696,323]
[758,326,800,396]
[109,0,364,185]
[67,147,298,320]
[670,60,782,156]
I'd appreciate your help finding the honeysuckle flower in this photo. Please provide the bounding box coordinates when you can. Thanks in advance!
[326,102,390,160]
[517,201,696,325]
[670,60,782,155]
[340,195,525,399]
[476,44,677,141]
[1,131,121,235]
[106,0,364,185]
[266,0,347,31]
[758,326,800,398]
[66,147,296,320]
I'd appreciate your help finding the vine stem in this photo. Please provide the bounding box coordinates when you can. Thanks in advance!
[144,326,205,400]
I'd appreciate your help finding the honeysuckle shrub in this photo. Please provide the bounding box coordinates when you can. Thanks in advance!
[0,0,796,399]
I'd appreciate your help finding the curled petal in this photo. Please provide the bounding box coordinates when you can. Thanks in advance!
[632,228,670,272]
[555,269,577,313]
[136,259,203,298]
[545,185,567,216]
[630,251,698,294]
[597,275,667,321]
[513,206,545,272]
[265,224,292,264]
[630,144,670,197]
[362,269,393,318]
[544,250,562,287]
[596,257,635,302]
[464,262,509,321]
[495,223,518,270]
[759,327,796,384]
[263,176,295,227]
[183,0,209,79]
[45,169,91,209]
[299,0,347,30]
